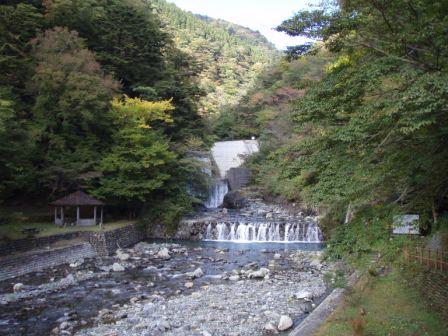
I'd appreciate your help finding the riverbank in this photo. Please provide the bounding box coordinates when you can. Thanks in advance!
[0,241,336,336]
[315,267,447,336]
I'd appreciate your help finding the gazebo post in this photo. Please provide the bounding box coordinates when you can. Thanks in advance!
[61,207,64,226]
[100,206,103,229]
[94,206,97,225]
[76,206,80,226]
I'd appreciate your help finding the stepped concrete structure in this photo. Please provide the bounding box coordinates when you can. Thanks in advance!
[211,140,259,178]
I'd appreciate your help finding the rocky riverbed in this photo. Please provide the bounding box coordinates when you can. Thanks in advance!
[0,241,334,336]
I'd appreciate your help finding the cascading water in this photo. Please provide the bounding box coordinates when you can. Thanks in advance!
[204,220,323,242]
[204,179,229,209]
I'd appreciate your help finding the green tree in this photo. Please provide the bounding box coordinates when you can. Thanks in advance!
[256,0,448,227]
[94,97,177,211]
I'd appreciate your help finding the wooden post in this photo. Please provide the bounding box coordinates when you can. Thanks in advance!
[76,206,80,226]
[54,207,57,225]
[419,247,423,265]
[100,207,103,229]
[94,206,97,225]
[61,207,64,227]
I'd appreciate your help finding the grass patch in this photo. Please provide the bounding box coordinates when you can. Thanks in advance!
[315,268,447,336]
[0,220,136,240]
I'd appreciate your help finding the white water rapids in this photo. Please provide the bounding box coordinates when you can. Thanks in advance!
[204,221,322,243]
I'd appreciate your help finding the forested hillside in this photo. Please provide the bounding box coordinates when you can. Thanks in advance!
[239,0,448,254]
[0,0,211,224]
[153,0,279,116]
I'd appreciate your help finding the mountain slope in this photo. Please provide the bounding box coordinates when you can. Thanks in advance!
[153,0,279,116]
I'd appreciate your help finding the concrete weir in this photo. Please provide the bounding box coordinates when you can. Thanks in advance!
[211,140,259,178]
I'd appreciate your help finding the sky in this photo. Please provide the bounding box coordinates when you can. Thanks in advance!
[166,0,317,50]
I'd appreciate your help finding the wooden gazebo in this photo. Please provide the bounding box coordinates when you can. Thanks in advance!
[51,191,105,227]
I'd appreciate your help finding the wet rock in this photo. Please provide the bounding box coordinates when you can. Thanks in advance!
[157,248,171,260]
[13,283,25,293]
[273,253,281,260]
[112,263,125,272]
[265,212,274,220]
[185,267,204,279]
[277,315,293,331]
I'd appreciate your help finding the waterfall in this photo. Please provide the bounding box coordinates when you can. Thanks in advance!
[204,221,323,242]
[204,179,229,209]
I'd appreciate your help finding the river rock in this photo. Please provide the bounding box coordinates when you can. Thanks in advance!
[69,258,84,268]
[116,249,130,261]
[248,268,269,279]
[98,309,116,324]
[59,321,71,330]
[277,315,293,331]
[112,263,125,272]
[295,290,312,301]
[273,253,281,260]
[262,322,279,334]
[185,267,204,279]
[157,248,171,260]
[60,274,76,286]
[229,275,240,281]
[13,283,24,293]
[184,282,194,289]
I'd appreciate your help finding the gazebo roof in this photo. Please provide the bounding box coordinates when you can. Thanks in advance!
[51,191,105,206]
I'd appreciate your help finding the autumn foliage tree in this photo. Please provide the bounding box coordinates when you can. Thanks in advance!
[29,27,119,195]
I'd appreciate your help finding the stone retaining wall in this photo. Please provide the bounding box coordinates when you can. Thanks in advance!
[0,224,145,258]
[0,231,90,257]
[89,224,146,256]
[0,224,145,281]
[0,242,95,281]
[414,269,448,320]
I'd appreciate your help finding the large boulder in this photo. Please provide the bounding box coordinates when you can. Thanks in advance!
[222,190,247,209]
